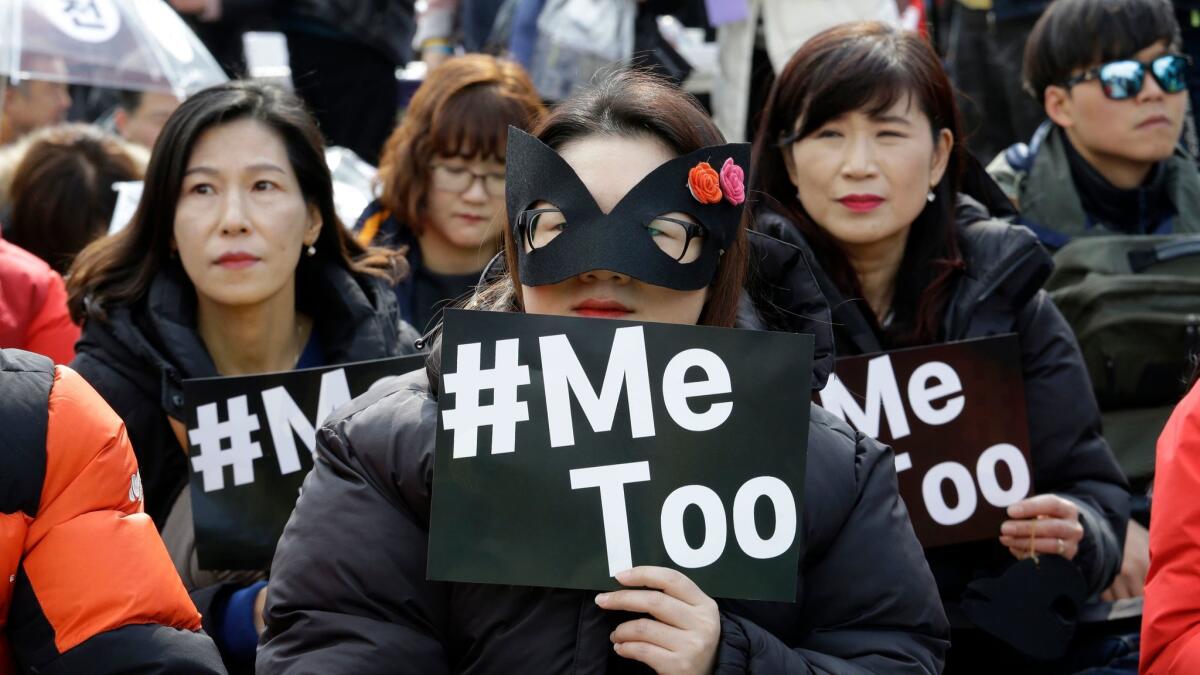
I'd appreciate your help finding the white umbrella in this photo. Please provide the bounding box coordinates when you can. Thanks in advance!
[0,0,227,97]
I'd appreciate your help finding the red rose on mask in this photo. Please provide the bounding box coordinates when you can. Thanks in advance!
[687,161,723,204]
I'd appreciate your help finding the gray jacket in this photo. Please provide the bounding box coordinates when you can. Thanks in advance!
[987,123,1200,249]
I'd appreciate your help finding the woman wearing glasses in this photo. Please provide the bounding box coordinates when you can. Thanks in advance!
[259,69,950,674]
[988,0,1200,247]
[749,22,1129,672]
[355,55,544,333]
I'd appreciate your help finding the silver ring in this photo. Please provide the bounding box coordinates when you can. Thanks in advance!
[1057,538,1065,556]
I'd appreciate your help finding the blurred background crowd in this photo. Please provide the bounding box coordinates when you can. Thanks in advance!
[3,0,1200,674]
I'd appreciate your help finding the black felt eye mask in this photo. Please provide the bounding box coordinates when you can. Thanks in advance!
[505,127,750,291]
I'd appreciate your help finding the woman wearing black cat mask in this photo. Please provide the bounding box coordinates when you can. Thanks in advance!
[258,70,949,674]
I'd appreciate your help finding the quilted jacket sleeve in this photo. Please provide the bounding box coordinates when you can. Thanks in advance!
[257,378,451,675]
[7,365,224,674]
[714,407,950,674]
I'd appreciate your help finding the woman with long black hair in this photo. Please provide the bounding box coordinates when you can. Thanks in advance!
[66,81,419,671]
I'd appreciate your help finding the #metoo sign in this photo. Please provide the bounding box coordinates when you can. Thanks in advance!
[818,335,1032,548]
[427,310,814,601]
[184,355,425,569]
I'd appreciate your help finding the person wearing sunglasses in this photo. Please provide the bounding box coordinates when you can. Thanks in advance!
[987,0,1200,622]
[354,55,544,334]
[988,0,1200,249]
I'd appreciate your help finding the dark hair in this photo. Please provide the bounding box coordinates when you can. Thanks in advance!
[1024,0,1182,104]
[6,124,142,274]
[376,54,543,236]
[750,21,965,346]
[68,80,402,323]
[493,68,747,328]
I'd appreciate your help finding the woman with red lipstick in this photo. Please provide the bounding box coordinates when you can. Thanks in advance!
[750,22,1130,672]
[354,54,544,334]
[63,81,420,673]
[258,70,950,674]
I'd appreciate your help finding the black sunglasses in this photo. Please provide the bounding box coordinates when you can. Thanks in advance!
[1064,53,1192,100]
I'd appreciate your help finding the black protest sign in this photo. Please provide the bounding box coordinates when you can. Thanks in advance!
[427,309,813,601]
[816,335,1031,549]
[184,355,425,570]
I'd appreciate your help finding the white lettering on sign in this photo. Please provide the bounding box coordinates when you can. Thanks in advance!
[907,361,964,426]
[572,462,799,575]
[569,461,652,575]
[189,395,262,492]
[975,443,1031,509]
[541,327,656,447]
[921,445,1032,526]
[262,369,353,475]
[819,355,911,440]
[661,485,728,568]
[732,476,797,560]
[922,462,978,526]
[661,349,733,432]
[442,329,738,457]
[819,354,1031,533]
[441,339,531,458]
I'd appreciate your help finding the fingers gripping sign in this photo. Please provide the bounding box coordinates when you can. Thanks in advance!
[998,494,1084,561]
[597,566,721,675]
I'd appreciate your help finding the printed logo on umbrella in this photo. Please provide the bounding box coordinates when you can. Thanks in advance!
[40,0,122,43]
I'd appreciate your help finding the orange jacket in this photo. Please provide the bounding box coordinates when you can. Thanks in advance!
[0,349,223,674]
[1142,380,1200,674]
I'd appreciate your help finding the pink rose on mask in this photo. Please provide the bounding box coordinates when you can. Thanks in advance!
[719,158,745,206]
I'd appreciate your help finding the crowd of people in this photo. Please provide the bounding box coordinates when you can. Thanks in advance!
[3,0,1200,673]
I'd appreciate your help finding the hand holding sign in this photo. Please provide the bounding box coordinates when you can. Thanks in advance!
[817,335,1033,548]
[998,494,1084,561]
[601,566,720,675]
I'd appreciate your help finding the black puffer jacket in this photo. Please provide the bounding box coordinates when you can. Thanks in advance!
[753,202,1130,649]
[70,259,417,527]
[69,259,419,671]
[258,249,950,673]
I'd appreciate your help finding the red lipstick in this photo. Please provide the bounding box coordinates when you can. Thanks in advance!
[216,251,260,270]
[838,194,885,213]
[573,298,633,319]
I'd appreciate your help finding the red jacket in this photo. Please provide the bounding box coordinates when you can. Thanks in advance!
[0,349,224,674]
[1142,380,1200,674]
[0,237,79,363]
